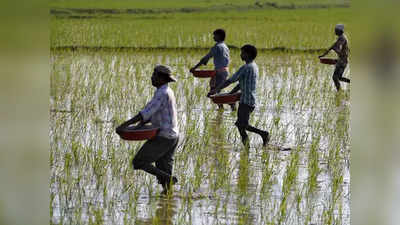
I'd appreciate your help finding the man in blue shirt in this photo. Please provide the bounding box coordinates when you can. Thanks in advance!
[190,29,235,110]
[210,45,270,147]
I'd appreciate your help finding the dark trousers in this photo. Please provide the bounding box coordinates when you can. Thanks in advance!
[235,103,266,144]
[132,136,179,185]
[210,70,228,91]
[333,63,350,91]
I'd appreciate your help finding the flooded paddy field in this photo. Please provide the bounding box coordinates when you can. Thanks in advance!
[50,49,350,225]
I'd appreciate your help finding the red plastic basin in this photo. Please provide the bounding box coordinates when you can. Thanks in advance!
[210,92,241,104]
[191,70,216,78]
[319,58,337,65]
[117,125,159,141]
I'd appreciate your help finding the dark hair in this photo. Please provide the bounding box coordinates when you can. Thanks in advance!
[335,28,344,35]
[156,71,173,82]
[241,44,257,60]
[213,29,226,41]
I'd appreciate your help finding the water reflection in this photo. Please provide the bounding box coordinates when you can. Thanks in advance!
[236,147,254,225]
[135,197,177,225]
[50,51,350,225]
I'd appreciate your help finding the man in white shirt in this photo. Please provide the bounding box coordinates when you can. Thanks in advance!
[116,65,179,194]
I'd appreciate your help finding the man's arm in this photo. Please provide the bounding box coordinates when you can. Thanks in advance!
[190,61,204,72]
[207,80,232,96]
[116,91,163,132]
[229,84,240,94]
[140,93,163,122]
[116,113,143,133]
[190,48,214,72]
[208,66,243,96]
[319,41,337,58]
[332,37,344,54]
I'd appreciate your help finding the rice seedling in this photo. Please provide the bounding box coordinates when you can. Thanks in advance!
[50,4,350,224]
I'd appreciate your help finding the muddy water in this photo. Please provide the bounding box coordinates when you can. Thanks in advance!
[50,49,350,225]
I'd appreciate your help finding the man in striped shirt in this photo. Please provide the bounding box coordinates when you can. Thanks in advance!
[190,29,235,110]
[210,44,270,147]
[116,65,179,195]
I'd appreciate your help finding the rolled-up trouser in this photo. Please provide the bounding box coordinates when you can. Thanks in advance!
[132,136,179,185]
[235,103,266,144]
[235,103,255,128]
[332,62,349,90]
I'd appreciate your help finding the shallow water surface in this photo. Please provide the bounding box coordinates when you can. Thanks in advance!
[50,49,350,225]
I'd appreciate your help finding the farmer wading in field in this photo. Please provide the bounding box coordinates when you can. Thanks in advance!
[209,44,270,147]
[190,29,236,111]
[319,24,350,91]
[116,65,179,195]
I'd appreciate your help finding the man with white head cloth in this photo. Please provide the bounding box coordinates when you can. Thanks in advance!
[319,24,350,91]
